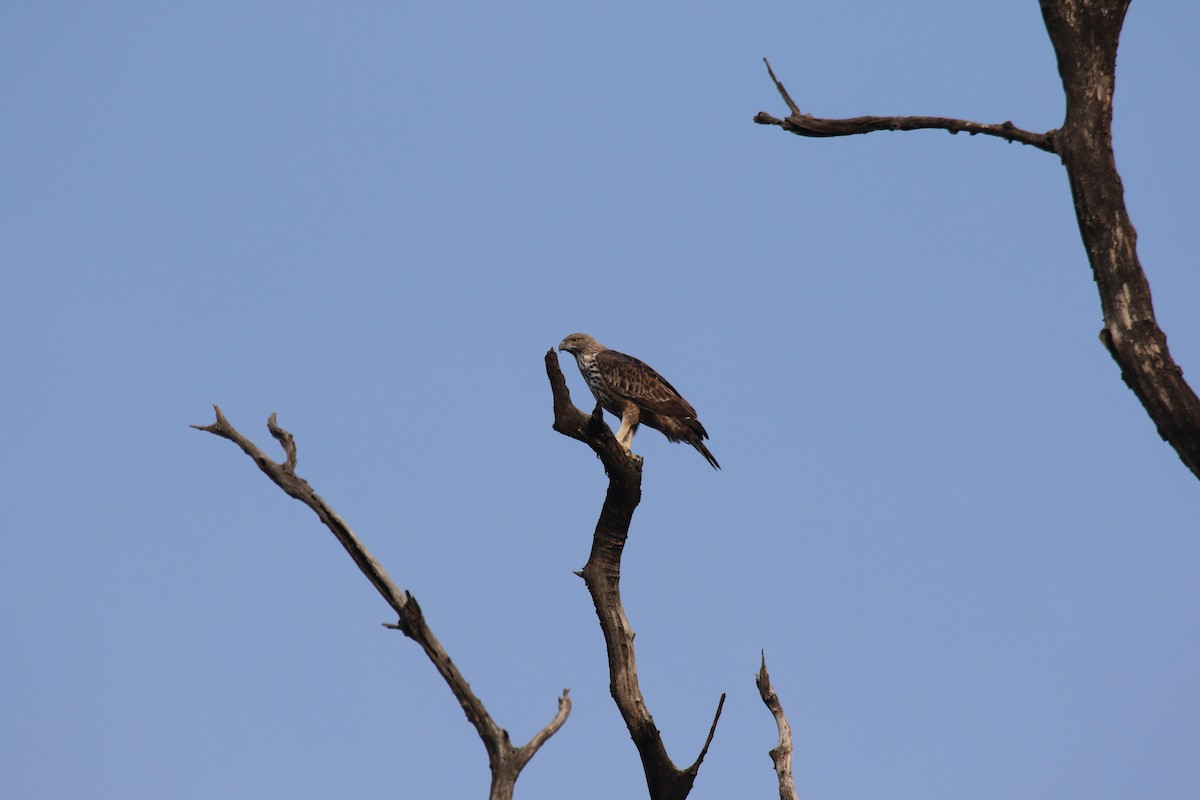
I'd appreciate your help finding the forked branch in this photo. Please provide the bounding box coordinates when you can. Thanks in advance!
[545,350,724,800]
[753,58,1056,152]
[192,405,569,800]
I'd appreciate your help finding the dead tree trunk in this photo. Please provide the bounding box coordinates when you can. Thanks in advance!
[544,350,724,800]
[754,0,1200,481]
[1039,1,1200,478]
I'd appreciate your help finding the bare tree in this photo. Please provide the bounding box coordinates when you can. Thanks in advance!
[193,6,1194,799]
[194,392,797,800]
[192,406,570,800]
[755,0,1200,481]
[542,350,733,800]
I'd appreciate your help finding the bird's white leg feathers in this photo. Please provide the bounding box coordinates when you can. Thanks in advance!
[614,405,641,454]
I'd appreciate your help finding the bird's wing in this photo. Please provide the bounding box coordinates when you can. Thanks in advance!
[595,350,699,418]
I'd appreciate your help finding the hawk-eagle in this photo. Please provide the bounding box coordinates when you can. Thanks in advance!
[558,332,719,469]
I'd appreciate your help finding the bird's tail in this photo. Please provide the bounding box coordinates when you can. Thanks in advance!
[693,440,720,470]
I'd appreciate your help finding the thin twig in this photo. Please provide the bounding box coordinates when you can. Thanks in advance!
[763,58,801,117]
[685,693,727,775]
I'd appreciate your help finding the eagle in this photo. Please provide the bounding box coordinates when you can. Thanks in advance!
[558,332,719,469]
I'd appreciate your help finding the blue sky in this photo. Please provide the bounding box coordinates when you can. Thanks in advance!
[2,3,1197,798]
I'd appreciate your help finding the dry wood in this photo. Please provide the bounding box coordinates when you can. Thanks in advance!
[193,406,569,800]
[755,0,1200,479]
[756,653,797,800]
[1040,0,1200,479]
[754,58,1055,152]
[545,350,724,800]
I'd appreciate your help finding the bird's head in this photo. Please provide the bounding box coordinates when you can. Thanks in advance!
[559,332,602,355]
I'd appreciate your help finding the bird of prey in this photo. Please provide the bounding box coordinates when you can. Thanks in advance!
[558,332,719,469]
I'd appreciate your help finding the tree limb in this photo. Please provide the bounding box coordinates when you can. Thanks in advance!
[754,59,1056,152]
[755,1,1200,480]
[545,350,724,800]
[192,405,569,800]
[756,653,797,800]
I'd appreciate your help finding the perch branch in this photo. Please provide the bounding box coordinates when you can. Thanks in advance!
[193,405,569,800]
[545,350,724,800]
[756,653,797,800]
[754,58,1056,153]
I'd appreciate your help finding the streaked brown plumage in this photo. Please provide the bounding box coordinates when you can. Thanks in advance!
[558,332,719,469]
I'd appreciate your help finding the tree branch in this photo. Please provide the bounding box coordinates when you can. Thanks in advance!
[756,653,797,800]
[685,693,726,776]
[193,405,569,800]
[755,1,1200,480]
[754,59,1056,152]
[545,350,724,800]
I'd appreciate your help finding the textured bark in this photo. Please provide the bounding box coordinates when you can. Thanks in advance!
[755,0,1200,480]
[193,406,570,800]
[545,350,724,800]
[1039,0,1200,478]
[756,653,798,800]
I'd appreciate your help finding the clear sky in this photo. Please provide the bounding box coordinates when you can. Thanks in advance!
[2,3,1197,799]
